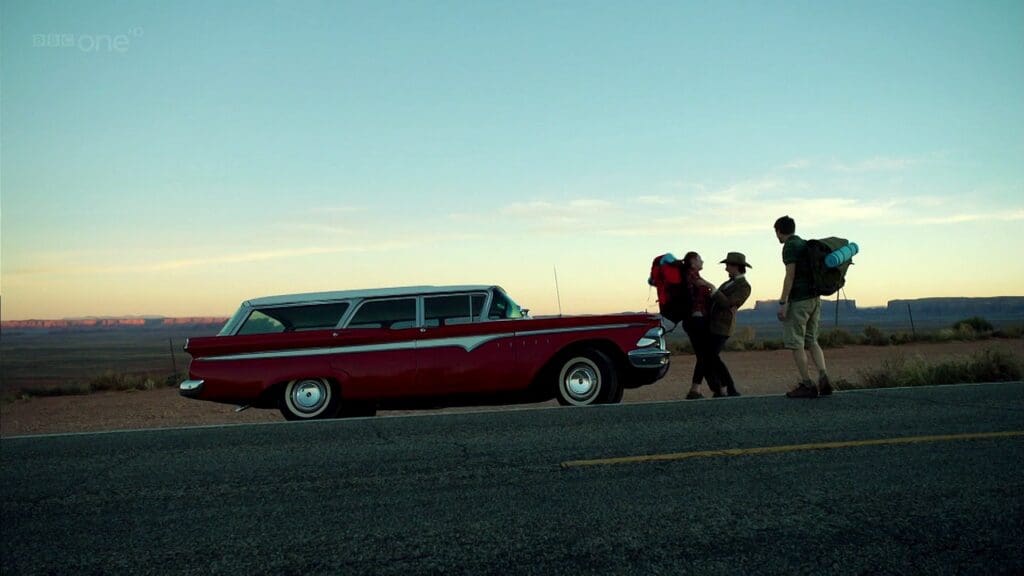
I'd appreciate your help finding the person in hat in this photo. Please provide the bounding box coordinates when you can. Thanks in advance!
[704,252,752,397]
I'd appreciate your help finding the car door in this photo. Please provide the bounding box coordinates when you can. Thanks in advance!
[416,292,517,395]
[329,296,421,398]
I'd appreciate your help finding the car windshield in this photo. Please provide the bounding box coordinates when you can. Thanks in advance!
[235,302,351,335]
[488,290,524,320]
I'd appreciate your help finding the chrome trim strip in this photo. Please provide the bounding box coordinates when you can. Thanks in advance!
[515,323,637,337]
[200,323,646,362]
[201,334,517,362]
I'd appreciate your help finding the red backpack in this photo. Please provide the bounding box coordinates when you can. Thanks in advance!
[649,254,692,323]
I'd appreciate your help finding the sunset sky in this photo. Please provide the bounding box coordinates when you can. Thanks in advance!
[2,0,1022,320]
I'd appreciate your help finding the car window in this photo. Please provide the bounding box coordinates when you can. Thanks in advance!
[424,293,486,327]
[347,298,417,329]
[236,303,350,334]
[487,291,524,320]
[236,310,286,335]
[219,305,250,336]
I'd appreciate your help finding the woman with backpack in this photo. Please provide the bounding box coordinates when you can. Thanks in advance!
[681,252,719,399]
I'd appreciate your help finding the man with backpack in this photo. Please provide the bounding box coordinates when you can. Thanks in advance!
[774,216,832,398]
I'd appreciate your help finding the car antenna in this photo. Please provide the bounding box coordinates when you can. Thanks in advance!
[553,265,563,317]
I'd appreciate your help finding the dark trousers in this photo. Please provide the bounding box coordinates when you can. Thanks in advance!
[683,317,719,393]
[706,334,736,394]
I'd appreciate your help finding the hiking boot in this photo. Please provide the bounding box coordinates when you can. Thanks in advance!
[686,391,704,400]
[818,374,833,396]
[786,382,819,399]
[727,387,741,397]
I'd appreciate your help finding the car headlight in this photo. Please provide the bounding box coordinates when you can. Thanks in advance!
[636,326,664,348]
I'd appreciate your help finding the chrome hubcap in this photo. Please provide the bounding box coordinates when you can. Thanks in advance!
[564,363,599,400]
[291,379,328,413]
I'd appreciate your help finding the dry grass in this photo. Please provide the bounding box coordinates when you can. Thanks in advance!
[851,348,1022,389]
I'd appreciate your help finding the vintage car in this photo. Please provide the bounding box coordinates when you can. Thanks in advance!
[180,285,670,420]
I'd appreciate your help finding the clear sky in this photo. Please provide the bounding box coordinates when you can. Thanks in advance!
[2,0,1022,320]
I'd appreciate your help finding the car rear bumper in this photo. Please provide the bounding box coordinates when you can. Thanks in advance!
[179,379,204,398]
[627,348,671,369]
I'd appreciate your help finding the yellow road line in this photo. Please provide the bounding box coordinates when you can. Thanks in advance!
[560,430,1024,469]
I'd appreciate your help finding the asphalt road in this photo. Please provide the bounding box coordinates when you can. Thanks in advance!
[3,383,1023,575]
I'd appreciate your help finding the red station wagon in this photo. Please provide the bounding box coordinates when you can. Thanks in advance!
[180,285,670,419]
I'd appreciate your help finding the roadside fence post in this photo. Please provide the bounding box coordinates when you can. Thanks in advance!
[169,338,178,377]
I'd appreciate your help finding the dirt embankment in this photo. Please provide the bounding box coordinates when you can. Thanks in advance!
[2,340,1019,437]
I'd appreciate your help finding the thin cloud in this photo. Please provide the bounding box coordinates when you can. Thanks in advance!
[5,243,414,277]
[635,195,675,205]
[501,198,614,218]
[780,158,811,170]
[303,205,364,214]
[829,156,917,173]
[910,210,1024,225]
[280,223,358,235]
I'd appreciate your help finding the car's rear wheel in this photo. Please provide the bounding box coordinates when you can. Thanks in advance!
[555,349,620,406]
[279,378,339,421]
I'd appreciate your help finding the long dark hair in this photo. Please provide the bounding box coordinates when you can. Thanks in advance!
[681,251,700,270]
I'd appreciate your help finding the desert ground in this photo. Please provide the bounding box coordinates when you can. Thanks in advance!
[2,339,1019,437]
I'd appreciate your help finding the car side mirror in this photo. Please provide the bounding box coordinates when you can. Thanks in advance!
[521,308,530,317]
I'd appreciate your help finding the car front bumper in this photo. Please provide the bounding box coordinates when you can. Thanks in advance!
[627,348,671,369]
[179,379,204,398]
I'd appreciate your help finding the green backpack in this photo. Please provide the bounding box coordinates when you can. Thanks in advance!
[806,237,852,297]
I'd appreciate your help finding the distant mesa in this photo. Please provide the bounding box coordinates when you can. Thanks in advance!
[743,296,1024,327]
[748,296,1024,316]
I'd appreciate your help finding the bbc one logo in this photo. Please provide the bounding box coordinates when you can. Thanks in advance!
[32,28,143,53]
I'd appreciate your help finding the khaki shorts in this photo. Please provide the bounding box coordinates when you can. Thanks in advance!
[783,297,820,350]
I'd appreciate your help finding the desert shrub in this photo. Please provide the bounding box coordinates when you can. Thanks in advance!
[734,326,756,344]
[889,332,915,345]
[722,328,753,351]
[833,378,855,390]
[819,329,859,348]
[854,348,1022,389]
[16,372,177,399]
[724,339,746,352]
[953,316,994,333]
[88,371,157,392]
[993,324,1024,339]
[762,339,786,351]
[18,383,91,397]
[952,323,978,341]
[863,325,889,346]
[670,340,694,354]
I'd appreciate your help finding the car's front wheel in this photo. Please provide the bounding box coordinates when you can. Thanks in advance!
[279,378,340,421]
[555,349,620,406]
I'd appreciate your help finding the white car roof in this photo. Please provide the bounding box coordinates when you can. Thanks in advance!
[246,285,497,307]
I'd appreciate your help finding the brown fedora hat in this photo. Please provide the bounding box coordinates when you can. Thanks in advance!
[720,252,752,268]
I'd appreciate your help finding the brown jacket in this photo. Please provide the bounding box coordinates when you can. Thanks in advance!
[709,275,751,336]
